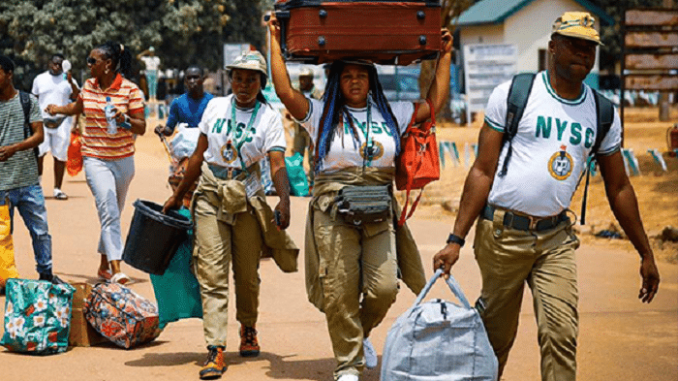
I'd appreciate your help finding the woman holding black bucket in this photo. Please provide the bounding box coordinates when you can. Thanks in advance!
[269,15,453,381]
[162,50,298,381]
[46,42,145,285]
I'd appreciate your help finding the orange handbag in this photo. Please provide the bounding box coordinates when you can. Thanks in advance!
[395,99,440,226]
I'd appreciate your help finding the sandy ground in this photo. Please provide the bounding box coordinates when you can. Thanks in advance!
[0,107,676,381]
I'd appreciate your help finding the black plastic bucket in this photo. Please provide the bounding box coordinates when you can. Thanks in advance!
[122,199,193,275]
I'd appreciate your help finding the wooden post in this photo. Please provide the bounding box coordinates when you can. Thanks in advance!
[659,0,675,121]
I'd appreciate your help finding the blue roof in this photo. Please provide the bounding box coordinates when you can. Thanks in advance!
[456,0,614,27]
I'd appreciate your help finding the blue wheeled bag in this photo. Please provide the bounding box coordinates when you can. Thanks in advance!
[381,269,498,381]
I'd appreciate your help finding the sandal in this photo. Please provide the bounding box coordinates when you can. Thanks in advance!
[53,189,68,200]
[110,272,131,285]
[97,268,112,281]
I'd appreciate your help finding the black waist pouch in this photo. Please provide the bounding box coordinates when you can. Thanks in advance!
[334,185,392,225]
[44,116,67,129]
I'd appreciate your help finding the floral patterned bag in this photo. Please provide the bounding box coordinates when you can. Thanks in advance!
[0,278,75,355]
[83,283,162,349]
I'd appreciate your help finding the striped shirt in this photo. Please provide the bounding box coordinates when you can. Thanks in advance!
[79,74,144,160]
[0,92,42,191]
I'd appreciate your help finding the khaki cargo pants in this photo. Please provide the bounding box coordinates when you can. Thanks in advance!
[474,208,580,381]
[313,206,399,379]
[192,193,263,347]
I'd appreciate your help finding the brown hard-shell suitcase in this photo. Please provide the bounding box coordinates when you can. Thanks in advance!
[275,0,442,65]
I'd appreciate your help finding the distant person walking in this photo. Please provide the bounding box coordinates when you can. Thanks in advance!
[0,55,62,284]
[433,12,660,381]
[291,67,322,187]
[137,46,160,102]
[32,53,80,200]
[154,65,214,137]
[46,41,146,285]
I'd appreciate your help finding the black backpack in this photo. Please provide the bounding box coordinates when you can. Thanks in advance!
[19,90,39,159]
[498,73,615,224]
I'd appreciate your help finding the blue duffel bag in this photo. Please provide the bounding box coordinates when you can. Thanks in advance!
[381,269,498,381]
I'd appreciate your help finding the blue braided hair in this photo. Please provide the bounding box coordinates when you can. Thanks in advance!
[315,61,400,173]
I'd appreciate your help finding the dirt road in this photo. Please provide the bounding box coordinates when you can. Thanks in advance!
[1,129,676,381]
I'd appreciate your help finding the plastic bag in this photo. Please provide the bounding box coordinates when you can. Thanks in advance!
[149,208,202,327]
[0,200,19,288]
[67,131,83,177]
[285,153,309,197]
[170,124,200,160]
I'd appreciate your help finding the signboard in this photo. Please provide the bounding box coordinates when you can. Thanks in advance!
[625,32,678,48]
[625,10,678,26]
[621,8,678,125]
[463,43,517,126]
[625,53,678,70]
[625,75,678,91]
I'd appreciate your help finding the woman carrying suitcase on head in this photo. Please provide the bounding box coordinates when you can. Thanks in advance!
[162,50,299,381]
[269,16,453,381]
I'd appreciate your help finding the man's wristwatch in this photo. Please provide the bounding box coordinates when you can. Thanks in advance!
[446,233,465,247]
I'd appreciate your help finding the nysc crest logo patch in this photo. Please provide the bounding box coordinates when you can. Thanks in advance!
[360,141,385,161]
[548,145,573,180]
[221,140,238,164]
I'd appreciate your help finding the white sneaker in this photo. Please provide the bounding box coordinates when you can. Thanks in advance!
[363,338,378,369]
[337,375,359,381]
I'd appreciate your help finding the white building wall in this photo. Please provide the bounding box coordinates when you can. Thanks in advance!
[459,0,602,74]
[504,0,600,73]
[459,24,505,46]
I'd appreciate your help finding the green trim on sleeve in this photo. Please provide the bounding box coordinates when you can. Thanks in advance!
[295,99,313,124]
[596,144,621,157]
[268,146,286,153]
[484,117,505,132]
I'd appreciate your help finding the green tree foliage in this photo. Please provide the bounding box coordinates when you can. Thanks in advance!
[0,0,267,90]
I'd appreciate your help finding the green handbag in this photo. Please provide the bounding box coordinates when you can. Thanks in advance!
[1,278,75,355]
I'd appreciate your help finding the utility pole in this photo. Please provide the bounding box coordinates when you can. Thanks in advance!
[659,0,675,121]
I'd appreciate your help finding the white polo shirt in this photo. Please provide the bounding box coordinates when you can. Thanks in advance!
[484,71,622,217]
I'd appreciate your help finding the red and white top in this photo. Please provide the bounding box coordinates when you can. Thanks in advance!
[79,74,145,160]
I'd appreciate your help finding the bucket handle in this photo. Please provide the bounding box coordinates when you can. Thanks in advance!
[413,268,472,310]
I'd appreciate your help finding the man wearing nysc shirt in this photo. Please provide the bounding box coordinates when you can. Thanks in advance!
[433,11,660,381]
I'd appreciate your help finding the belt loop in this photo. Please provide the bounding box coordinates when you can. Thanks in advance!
[227,167,234,180]
[503,211,513,229]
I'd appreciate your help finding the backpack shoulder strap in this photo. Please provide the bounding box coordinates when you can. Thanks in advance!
[498,73,536,177]
[591,89,614,157]
[580,89,615,225]
[19,90,39,160]
[19,90,31,133]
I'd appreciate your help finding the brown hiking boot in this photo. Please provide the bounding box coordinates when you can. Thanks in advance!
[199,346,226,380]
[239,325,260,357]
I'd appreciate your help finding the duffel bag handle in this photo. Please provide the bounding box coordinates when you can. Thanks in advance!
[413,268,471,309]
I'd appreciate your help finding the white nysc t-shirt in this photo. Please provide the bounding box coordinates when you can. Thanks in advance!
[484,71,622,217]
[199,94,286,169]
[299,97,414,173]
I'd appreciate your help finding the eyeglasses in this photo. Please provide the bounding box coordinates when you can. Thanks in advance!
[86,57,99,66]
